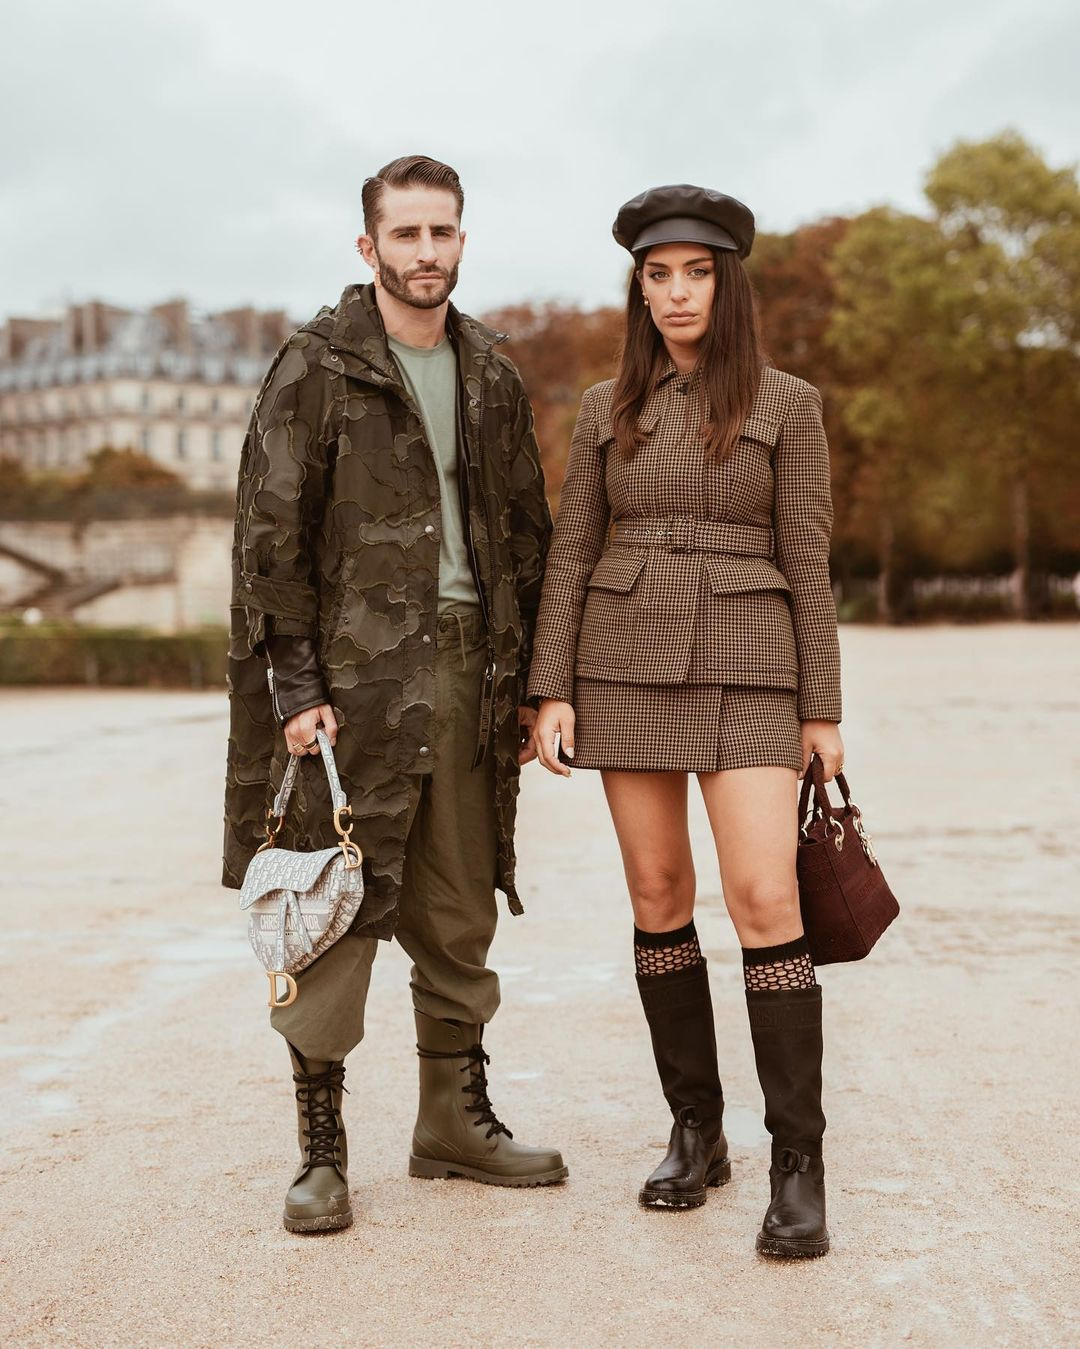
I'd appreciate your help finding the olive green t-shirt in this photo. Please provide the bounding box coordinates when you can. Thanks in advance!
[387,334,480,612]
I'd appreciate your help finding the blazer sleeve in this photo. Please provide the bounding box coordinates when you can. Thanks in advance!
[506,381,554,706]
[772,383,842,722]
[234,331,334,655]
[526,385,611,704]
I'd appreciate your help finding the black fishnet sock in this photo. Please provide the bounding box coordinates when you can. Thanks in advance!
[742,935,817,991]
[634,920,704,978]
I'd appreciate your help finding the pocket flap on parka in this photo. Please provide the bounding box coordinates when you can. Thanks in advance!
[705,558,792,595]
[586,551,648,593]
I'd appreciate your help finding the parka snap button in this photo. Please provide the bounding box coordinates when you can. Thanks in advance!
[244,580,253,591]
[422,634,431,644]
[418,745,430,756]
[424,524,435,535]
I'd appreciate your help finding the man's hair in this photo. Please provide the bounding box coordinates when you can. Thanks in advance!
[362,156,464,237]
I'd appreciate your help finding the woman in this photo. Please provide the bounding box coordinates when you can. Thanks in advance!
[527,185,844,1259]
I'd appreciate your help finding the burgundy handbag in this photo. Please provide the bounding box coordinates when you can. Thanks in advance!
[796,754,899,965]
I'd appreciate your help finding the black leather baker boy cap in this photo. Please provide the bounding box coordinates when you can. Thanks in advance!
[613,184,756,260]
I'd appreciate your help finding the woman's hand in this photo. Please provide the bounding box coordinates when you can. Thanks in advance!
[532,699,575,778]
[800,720,844,781]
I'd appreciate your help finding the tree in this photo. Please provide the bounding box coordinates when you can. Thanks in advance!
[826,208,957,619]
[923,130,1080,615]
[78,447,183,490]
[484,303,622,508]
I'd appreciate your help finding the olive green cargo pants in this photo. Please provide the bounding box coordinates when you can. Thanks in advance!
[270,607,502,1061]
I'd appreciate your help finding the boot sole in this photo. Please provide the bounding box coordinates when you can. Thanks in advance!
[639,1156,731,1209]
[408,1155,569,1187]
[756,1231,830,1259]
[283,1208,354,1234]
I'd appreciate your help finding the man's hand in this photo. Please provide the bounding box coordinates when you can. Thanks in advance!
[284,704,339,755]
[518,706,538,765]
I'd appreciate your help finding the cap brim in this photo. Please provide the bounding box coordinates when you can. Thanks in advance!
[628,216,738,255]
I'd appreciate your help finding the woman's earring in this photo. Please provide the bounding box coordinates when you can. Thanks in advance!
[643,297,650,308]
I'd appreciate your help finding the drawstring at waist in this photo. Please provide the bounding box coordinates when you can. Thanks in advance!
[449,609,468,671]
[437,608,485,671]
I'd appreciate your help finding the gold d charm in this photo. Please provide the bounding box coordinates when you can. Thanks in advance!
[267,970,298,1007]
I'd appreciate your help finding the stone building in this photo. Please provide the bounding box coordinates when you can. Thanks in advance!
[0,299,293,492]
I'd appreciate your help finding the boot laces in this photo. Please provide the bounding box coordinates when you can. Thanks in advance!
[416,1043,512,1140]
[459,1045,512,1140]
[293,1064,348,1167]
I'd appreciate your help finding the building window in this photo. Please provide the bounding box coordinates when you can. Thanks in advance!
[176,391,185,414]
[176,429,187,459]
[211,430,223,460]
[140,428,152,454]
[210,394,220,416]
[141,388,152,413]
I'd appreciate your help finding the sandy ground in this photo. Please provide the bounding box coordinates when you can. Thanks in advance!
[1,623,1078,1347]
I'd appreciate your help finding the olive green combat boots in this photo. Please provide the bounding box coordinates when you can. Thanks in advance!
[283,1042,352,1233]
[408,1011,568,1187]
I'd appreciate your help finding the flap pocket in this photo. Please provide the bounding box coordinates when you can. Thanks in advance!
[705,558,791,596]
[239,846,344,909]
[739,411,781,447]
[586,551,647,593]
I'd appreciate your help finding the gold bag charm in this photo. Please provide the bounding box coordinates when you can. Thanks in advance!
[267,970,298,1007]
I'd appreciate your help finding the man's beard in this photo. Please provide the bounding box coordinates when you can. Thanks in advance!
[375,253,459,310]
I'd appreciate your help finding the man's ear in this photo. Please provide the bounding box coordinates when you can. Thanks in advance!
[356,233,378,272]
[458,229,467,256]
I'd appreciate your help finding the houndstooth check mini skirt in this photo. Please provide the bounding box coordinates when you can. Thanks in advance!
[569,680,804,773]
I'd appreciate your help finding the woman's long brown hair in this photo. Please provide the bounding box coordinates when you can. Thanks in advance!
[611,247,765,460]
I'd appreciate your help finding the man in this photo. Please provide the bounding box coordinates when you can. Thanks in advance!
[222,155,566,1233]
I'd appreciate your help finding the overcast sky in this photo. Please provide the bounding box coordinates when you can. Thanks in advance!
[3,0,1077,325]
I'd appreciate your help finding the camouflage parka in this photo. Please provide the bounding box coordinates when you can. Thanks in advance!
[221,283,552,938]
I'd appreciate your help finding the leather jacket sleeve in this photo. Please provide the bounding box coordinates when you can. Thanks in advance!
[263,621,331,727]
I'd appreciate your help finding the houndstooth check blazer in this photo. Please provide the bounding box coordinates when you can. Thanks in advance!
[526,359,842,722]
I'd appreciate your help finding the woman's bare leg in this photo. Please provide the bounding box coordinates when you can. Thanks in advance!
[601,770,695,931]
[696,766,801,946]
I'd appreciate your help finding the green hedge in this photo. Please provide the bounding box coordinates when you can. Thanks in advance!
[0,622,229,687]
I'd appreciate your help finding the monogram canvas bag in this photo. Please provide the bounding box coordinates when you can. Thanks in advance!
[238,728,364,1007]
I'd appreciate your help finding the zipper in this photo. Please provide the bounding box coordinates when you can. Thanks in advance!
[457,339,500,766]
[265,657,284,724]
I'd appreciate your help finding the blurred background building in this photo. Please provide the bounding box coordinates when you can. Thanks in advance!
[0,299,292,491]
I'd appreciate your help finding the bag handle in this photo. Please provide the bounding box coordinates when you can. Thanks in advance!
[798,753,854,829]
[271,727,346,817]
[257,728,359,863]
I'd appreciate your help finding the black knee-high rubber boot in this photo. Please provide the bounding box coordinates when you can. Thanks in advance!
[746,984,829,1257]
[637,963,730,1209]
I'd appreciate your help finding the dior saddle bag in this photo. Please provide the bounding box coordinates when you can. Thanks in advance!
[796,753,899,965]
[238,728,364,1007]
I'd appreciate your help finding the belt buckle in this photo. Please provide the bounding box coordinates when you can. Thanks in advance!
[667,519,692,553]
